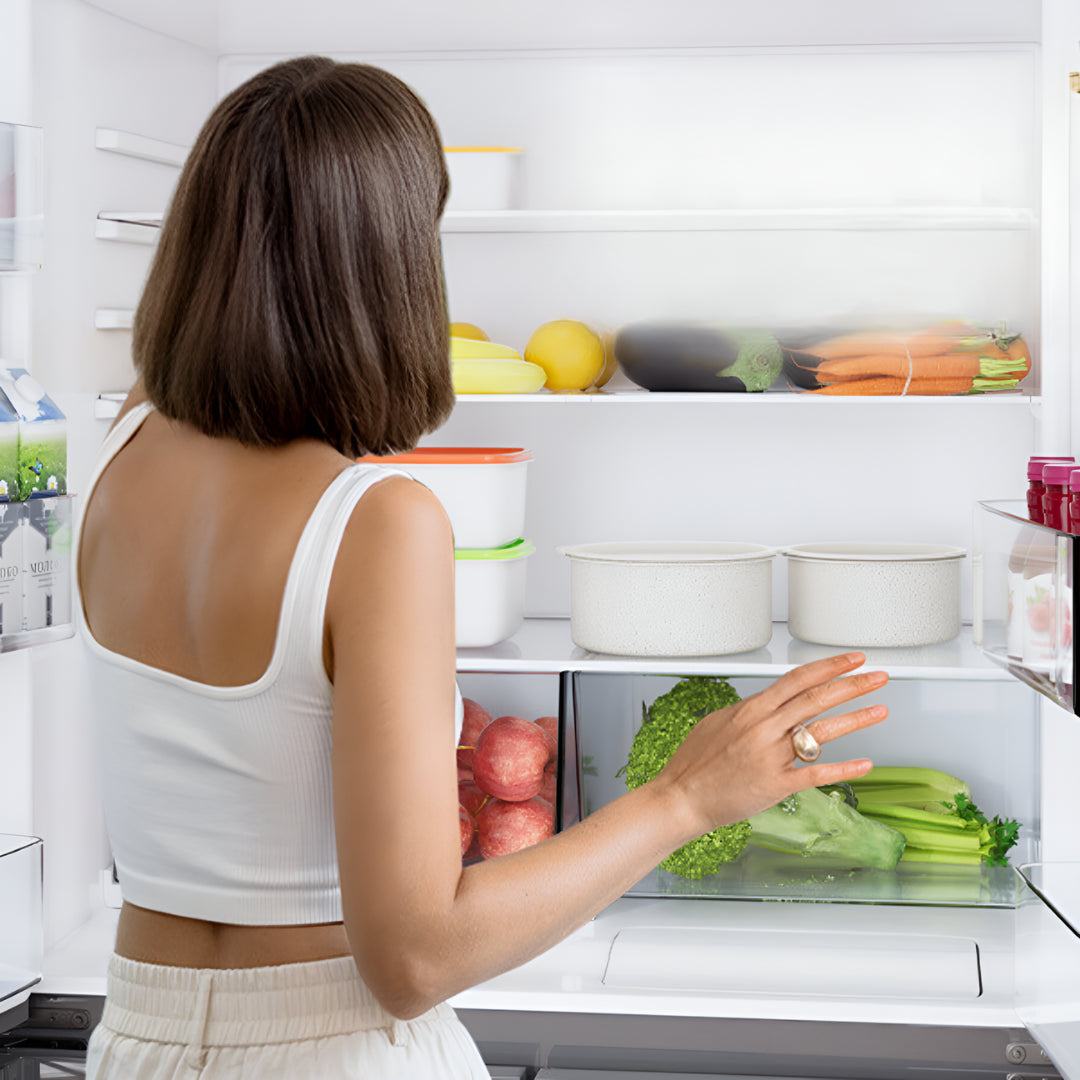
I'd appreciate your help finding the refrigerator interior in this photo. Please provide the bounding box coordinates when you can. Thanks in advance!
[0,7,1076,1065]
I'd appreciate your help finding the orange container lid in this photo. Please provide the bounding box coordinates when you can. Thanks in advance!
[358,447,532,465]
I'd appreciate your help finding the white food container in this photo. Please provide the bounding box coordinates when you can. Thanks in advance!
[456,538,534,648]
[444,147,522,212]
[359,447,532,550]
[558,541,776,657]
[785,542,966,648]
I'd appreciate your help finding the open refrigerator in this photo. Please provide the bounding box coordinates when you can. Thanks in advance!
[0,0,1079,1076]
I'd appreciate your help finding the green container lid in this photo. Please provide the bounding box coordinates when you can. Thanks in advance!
[454,537,534,561]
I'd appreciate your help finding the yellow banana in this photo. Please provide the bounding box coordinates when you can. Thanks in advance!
[450,336,523,361]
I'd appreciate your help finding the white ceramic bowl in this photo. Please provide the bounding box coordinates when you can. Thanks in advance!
[558,541,776,657]
[785,542,966,648]
[456,539,534,648]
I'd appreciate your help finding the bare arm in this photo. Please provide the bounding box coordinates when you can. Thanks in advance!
[329,477,887,1019]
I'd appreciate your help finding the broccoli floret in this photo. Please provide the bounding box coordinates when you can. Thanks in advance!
[621,676,749,878]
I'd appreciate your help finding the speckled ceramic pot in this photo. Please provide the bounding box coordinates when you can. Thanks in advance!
[785,542,966,648]
[558,541,775,657]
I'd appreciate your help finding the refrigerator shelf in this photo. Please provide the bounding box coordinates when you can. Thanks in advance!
[453,390,1037,405]
[441,207,1038,233]
[457,617,1018,680]
[94,206,1038,246]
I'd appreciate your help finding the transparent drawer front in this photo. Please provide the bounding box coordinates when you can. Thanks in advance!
[974,500,1074,713]
[0,836,42,1010]
[574,673,1037,907]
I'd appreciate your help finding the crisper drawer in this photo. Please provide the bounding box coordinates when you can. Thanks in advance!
[975,499,1077,714]
[455,672,577,864]
[573,672,1037,907]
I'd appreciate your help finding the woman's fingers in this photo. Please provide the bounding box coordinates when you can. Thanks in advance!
[789,756,876,790]
[773,669,889,730]
[787,699,889,750]
[753,652,867,713]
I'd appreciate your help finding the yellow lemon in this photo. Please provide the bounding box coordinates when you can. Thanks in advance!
[524,319,606,391]
[450,321,490,341]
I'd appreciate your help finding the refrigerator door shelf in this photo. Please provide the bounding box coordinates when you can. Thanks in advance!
[1016,863,1080,1080]
[974,501,1078,715]
[0,836,43,1024]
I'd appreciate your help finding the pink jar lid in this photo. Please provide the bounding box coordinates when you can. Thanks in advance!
[1028,455,1075,480]
[1043,462,1076,485]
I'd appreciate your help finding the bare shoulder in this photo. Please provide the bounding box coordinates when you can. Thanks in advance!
[345,471,452,548]
[329,472,453,595]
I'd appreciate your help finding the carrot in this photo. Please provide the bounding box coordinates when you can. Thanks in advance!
[806,332,969,361]
[817,352,983,382]
[808,376,977,396]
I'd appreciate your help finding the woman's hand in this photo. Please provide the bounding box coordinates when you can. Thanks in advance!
[650,653,887,844]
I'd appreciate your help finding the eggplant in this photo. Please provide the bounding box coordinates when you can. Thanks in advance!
[613,322,783,392]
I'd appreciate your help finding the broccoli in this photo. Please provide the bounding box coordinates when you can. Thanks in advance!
[620,676,750,879]
[619,676,906,880]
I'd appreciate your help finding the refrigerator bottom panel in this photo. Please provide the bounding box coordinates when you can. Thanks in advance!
[458,1011,1055,1080]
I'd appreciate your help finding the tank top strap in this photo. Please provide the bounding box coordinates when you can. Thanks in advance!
[82,401,156,508]
[274,462,414,683]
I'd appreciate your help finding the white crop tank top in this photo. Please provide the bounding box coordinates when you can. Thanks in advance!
[75,402,464,925]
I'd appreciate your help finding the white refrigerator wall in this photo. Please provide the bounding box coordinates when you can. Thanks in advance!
[25,0,216,947]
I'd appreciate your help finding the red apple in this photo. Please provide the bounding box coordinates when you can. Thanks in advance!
[534,716,559,750]
[458,780,489,817]
[457,698,493,770]
[476,796,555,859]
[473,715,556,802]
[457,764,474,783]
[539,761,558,805]
[459,804,474,856]
[464,834,482,861]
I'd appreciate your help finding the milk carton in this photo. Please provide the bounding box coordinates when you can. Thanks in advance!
[0,368,66,500]
[23,497,71,632]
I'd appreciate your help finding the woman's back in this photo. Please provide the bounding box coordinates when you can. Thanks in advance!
[80,402,349,688]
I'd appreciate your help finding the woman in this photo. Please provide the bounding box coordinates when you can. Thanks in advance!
[77,55,888,1078]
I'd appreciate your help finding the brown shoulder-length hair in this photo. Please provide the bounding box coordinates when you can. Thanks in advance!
[134,56,453,457]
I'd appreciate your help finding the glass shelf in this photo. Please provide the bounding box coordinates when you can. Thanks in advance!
[457,618,1017,679]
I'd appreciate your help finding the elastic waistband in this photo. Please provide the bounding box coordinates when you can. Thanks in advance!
[101,953,456,1048]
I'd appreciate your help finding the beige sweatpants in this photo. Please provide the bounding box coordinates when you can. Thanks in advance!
[86,953,491,1078]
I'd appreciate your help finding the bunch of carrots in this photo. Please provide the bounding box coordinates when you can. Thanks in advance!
[783,325,1032,396]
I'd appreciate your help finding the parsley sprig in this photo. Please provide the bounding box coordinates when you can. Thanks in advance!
[943,793,1021,867]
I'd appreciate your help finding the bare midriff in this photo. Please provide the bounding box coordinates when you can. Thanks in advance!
[115,902,352,969]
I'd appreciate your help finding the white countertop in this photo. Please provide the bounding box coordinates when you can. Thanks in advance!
[40,897,1021,1028]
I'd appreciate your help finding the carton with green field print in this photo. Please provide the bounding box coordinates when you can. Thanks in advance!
[0,367,66,501]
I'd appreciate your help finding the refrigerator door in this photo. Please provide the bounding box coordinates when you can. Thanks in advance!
[1016,864,1080,1080]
